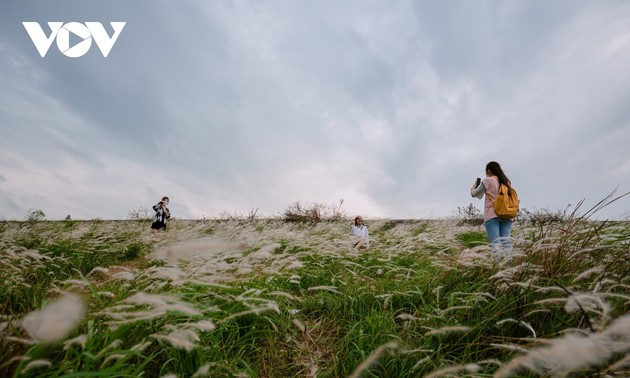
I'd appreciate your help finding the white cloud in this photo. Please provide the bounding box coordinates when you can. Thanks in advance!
[0,1,629,220]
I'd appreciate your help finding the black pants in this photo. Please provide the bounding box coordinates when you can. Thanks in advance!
[151,221,166,230]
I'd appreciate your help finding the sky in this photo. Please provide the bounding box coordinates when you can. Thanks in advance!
[1,1,630,221]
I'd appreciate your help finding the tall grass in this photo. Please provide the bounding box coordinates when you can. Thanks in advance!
[1,194,629,377]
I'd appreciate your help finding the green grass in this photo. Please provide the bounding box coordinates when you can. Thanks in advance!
[455,231,487,248]
[1,212,629,377]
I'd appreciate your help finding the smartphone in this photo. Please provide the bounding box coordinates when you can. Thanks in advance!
[475,177,481,187]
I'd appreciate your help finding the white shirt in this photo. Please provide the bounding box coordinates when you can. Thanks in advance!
[351,224,369,247]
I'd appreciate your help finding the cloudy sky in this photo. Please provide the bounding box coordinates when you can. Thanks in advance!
[1,1,629,220]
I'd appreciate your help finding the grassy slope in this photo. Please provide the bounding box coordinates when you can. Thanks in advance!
[0,217,629,377]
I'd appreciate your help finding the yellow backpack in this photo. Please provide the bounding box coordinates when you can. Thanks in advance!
[493,183,520,219]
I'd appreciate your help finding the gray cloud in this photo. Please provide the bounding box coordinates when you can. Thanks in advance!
[1,0,629,220]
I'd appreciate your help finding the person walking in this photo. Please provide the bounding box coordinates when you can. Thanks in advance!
[351,216,369,249]
[151,196,171,233]
[471,162,513,257]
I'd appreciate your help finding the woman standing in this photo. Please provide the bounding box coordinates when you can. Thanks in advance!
[351,216,369,249]
[151,196,171,232]
[471,162,513,257]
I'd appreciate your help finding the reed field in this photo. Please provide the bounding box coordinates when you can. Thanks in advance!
[1,197,629,377]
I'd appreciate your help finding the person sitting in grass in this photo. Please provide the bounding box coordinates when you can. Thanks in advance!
[351,216,369,249]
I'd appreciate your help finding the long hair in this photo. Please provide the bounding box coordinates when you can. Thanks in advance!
[486,161,511,187]
[354,216,362,227]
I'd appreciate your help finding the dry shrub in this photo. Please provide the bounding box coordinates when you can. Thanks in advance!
[282,199,345,224]
[216,207,260,221]
[517,206,568,226]
[454,203,484,226]
[25,209,46,223]
[127,206,151,220]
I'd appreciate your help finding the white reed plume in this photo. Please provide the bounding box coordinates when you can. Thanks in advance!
[184,319,216,332]
[607,354,630,372]
[600,292,630,301]
[424,326,470,336]
[61,279,91,288]
[307,286,341,295]
[347,342,398,378]
[284,260,303,270]
[217,301,280,324]
[342,261,367,269]
[100,354,126,368]
[21,292,85,343]
[288,274,301,284]
[239,288,261,297]
[396,313,420,321]
[456,246,493,267]
[97,292,200,327]
[592,278,619,292]
[111,271,135,281]
[267,290,302,302]
[152,328,200,351]
[378,294,393,308]
[432,285,443,303]
[87,267,109,276]
[511,277,540,290]
[494,314,630,377]
[533,297,569,307]
[2,336,35,345]
[292,318,306,332]
[430,261,453,271]
[411,356,431,371]
[425,363,481,378]
[496,319,537,338]
[606,283,630,293]
[0,355,30,371]
[534,286,566,294]
[130,341,153,352]
[109,265,133,273]
[192,363,216,377]
[123,292,199,314]
[63,334,87,350]
[565,293,610,319]
[20,359,52,374]
[573,266,604,283]
[147,266,184,282]
[400,348,435,355]
[451,291,497,303]
[490,343,529,353]
[490,263,542,284]
[95,339,123,359]
[22,250,52,261]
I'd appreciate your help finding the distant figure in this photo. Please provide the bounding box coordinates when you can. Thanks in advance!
[65,215,72,220]
[351,216,369,249]
[151,196,171,232]
[471,161,513,257]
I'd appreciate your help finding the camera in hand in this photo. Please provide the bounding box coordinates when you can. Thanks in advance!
[475,177,481,187]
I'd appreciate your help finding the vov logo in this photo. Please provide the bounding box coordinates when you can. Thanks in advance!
[22,22,126,58]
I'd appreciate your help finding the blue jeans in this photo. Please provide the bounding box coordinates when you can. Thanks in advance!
[484,217,513,257]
